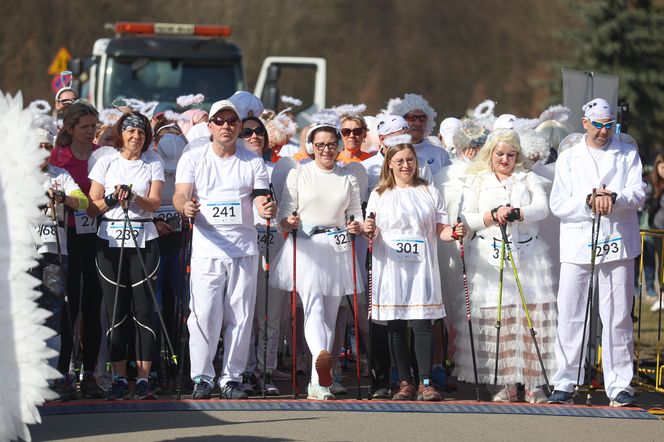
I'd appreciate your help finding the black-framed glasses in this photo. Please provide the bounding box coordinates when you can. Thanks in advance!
[241,127,266,138]
[340,128,365,137]
[314,142,338,151]
[391,158,416,167]
[210,116,240,127]
[404,114,427,123]
[589,119,615,130]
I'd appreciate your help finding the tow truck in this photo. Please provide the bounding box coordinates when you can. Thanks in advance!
[69,21,326,120]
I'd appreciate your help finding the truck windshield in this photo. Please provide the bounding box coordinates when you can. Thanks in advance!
[103,57,243,109]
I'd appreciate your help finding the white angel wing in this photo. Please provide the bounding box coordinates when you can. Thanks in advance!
[270,157,299,205]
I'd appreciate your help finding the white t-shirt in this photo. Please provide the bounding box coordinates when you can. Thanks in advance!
[361,149,434,202]
[88,150,165,242]
[176,142,270,259]
[37,165,82,255]
[413,140,451,176]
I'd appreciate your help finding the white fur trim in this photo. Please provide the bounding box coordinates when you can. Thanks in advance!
[280,95,302,106]
[383,133,412,147]
[176,93,205,108]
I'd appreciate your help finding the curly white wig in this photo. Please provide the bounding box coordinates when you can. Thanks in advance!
[385,94,436,137]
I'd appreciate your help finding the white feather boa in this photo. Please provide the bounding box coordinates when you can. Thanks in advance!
[0,91,59,441]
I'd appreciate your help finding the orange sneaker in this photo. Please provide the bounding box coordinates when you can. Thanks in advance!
[392,380,417,400]
[315,350,333,387]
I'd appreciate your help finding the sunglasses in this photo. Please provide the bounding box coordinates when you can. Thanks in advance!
[341,128,365,137]
[57,98,76,105]
[210,116,240,127]
[241,127,266,138]
[404,114,427,123]
[589,119,615,130]
[314,142,338,151]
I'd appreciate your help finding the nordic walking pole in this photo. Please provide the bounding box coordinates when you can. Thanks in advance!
[366,212,375,400]
[456,216,480,402]
[498,210,551,394]
[176,209,194,400]
[121,186,178,370]
[348,215,362,400]
[291,211,298,399]
[261,192,273,399]
[493,232,506,387]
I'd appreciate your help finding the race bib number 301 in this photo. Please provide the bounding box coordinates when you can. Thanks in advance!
[107,223,145,248]
[327,229,351,252]
[74,210,97,234]
[202,200,243,225]
[389,236,425,261]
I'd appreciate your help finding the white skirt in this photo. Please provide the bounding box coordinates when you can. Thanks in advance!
[270,232,364,297]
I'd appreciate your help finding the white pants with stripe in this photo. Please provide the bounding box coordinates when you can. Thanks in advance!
[188,255,258,387]
[552,260,635,399]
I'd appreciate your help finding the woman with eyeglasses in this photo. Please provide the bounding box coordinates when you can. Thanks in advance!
[50,102,106,399]
[270,122,363,400]
[458,129,556,404]
[363,140,465,402]
[337,116,373,164]
[88,112,165,400]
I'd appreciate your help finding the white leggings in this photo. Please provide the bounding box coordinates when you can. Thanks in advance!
[300,291,342,385]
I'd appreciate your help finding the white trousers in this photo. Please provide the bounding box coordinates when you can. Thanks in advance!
[552,260,635,399]
[300,291,342,385]
[188,255,258,387]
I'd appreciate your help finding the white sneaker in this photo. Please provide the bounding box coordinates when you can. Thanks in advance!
[492,384,518,402]
[525,387,548,404]
[650,295,664,312]
[330,380,348,395]
[307,383,335,400]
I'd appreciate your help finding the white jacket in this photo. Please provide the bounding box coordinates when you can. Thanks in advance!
[550,135,645,264]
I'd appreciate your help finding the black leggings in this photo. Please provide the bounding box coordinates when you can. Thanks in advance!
[387,319,433,383]
[58,228,103,374]
[96,238,160,362]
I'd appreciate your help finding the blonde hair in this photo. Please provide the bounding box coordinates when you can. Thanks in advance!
[466,129,530,176]
[375,144,427,195]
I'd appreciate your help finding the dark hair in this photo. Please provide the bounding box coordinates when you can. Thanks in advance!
[309,126,340,144]
[112,112,153,152]
[55,102,99,147]
[242,116,270,152]
[651,154,664,200]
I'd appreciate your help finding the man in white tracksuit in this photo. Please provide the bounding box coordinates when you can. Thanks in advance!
[173,99,276,400]
[548,98,645,407]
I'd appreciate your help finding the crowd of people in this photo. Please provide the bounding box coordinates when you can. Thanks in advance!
[30,81,662,407]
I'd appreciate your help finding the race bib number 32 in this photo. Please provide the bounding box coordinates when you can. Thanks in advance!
[202,200,243,225]
[327,229,351,253]
[389,236,425,261]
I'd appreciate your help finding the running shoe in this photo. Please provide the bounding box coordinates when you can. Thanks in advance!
[307,383,335,400]
[492,384,518,402]
[50,377,77,402]
[417,379,442,402]
[96,372,113,392]
[148,374,163,395]
[315,350,333,387]
[609,391,637,407]
[330,373,348,395]
[106,379,130,401]
[134,379,157,400]
[525,387,548,404]
[220,381,249,399]
[240,371,258,396]
[547,390,574,405]
[80,374,106,399]
[392,380,417,401]
[651,295,664,312]
[192,379,213,400]
[257,372,280,396]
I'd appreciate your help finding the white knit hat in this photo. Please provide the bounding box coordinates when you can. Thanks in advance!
[376,114,409,136]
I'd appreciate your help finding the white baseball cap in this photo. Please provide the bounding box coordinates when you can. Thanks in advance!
[209,100,239,119]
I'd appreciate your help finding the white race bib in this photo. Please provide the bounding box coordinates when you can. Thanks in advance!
[327,229,351,252]
[38,224,58,244]
[74,211,97,234]
[488,238,511,267]
[107,222,146,248]
[154,205,182,232]
[582,233,626,264]
[201,200,243,225]
[389,236,425,261]
[256,224,276,255]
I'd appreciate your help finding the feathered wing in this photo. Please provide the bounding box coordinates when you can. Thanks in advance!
[270,157,299,206]
[0,91,60,442]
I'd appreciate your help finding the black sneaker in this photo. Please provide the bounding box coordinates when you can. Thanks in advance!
[106,379,130,401]
[547,390,574,405]
[148,375,163,395]
[50,377,77,402]
[220,381,248,399]
[192,379,213,400]
[80,375,106,399]
[134,379,157,400]
[610,390,637,407]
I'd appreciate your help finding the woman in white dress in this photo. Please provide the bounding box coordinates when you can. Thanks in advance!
[270,123,363,400]
[457,129,556,403]
[363,140,466,402]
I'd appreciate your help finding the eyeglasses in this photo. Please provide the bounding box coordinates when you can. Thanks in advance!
[340,128,365,137]
[39,142,54,151]
[314,142,338,151]
[210,116,240,127]
[241,127,266,138]
[404,114,427,123]
[391,158,416,167]
[589,119,615,130]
